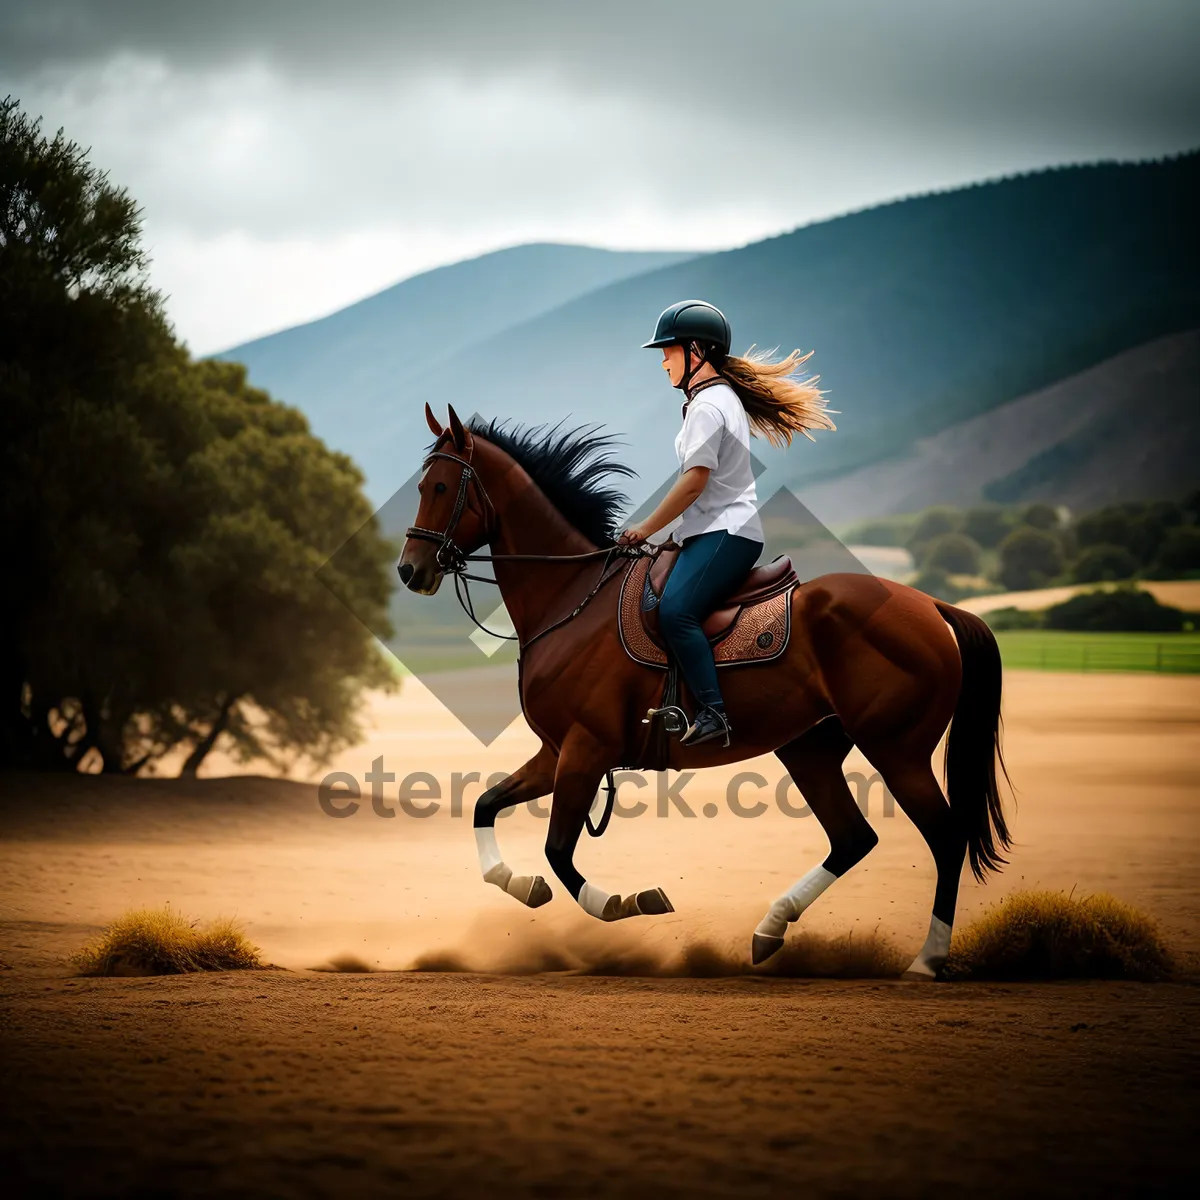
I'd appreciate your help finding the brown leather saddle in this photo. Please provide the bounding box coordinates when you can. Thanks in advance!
[618,544,797,669]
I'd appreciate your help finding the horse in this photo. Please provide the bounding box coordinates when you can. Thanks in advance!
[398,403,1011,979]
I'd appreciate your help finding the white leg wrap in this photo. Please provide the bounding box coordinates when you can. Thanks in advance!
[754,865,838,939]
[578,881,613,920]
[475,826,548,907]
[475,826,504,877]
[905,915,952,979]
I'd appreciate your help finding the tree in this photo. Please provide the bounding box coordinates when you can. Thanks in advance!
[924,532,983,576]
[1018,502,1059,531]
[162,359,396,775]
[997,527,1065,591]
[961,504,1015,549]
[1,96,395,774]
[1075,501,1183,568]
[1071,543,1138,583]
[1149,525,1200,578]
[906,506,962,561]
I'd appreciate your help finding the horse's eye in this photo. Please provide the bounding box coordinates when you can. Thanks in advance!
[435,482,447,495]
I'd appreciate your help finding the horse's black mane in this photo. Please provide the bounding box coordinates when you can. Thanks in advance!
[429,417,635,546]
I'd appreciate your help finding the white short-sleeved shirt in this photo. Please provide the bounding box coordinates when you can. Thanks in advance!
[671,381,764,544]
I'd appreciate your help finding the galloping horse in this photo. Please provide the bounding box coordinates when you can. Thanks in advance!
[398,404,1011,979]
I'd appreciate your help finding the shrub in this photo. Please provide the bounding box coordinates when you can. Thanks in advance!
[923,532,983,575]
[1071,543,1138,583]
[1043,587,1187,632]
[982,606,1042,631]
[997,526,1065,590]
[944,889,1174,981]
[71,907,263,975]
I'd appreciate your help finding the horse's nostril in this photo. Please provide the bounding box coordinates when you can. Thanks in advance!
[398,562,415,584]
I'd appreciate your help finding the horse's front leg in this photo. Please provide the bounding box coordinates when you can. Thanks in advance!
[543,734,674,921]
[473,741,558,907]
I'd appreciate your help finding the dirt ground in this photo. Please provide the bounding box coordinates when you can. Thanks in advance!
[2,670,1198,1197]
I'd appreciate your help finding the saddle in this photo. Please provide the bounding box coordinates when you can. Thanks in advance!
[617,544,797,670]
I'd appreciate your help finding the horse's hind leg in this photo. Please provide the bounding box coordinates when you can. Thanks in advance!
[473,742,558,908]
[752,717,879,964]
[862,740,967,980]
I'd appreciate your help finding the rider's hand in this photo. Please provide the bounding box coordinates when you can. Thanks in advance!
[618,524,650,546]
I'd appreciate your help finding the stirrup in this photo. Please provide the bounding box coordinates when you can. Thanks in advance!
[643,704,689,735]
[679,706,732,748]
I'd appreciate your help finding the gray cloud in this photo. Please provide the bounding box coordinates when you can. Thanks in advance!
[3,0,1196,353]
[4,1,1199,138]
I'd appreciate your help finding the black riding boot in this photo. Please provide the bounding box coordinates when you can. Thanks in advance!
[679,703,732,748]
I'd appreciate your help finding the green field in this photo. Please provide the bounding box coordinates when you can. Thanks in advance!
[995,631,1200,674]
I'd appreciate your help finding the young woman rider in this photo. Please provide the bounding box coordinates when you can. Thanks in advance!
[617,299,835,747]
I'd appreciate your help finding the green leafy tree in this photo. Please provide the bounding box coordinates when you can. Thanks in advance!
[961,505,1015,549]
[924,532,983,576]
[906,506,962,562]
[1148,525,1200,578]
[997,527,1065,591]
[1071,543,1138,583]
[1,96,394,774]
[1076,501,1182,568]
[1018,502,1059,531]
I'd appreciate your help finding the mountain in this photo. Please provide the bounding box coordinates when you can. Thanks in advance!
[217,153,1200,517]
[215,242,698,467]
[794,328,1200,525]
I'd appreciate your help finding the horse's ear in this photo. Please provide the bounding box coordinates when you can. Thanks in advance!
[425,403,444,437]
[447,404,471,453]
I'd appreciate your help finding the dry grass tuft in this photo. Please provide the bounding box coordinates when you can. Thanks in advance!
[71,906,263,976]
[944,889,1175,981]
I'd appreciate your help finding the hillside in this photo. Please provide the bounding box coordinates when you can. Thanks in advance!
[215,242,697,468]
[797,328,1200,526]
[218,153,1200,513]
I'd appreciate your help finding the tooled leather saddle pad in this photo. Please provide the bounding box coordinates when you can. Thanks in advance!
[618,545,797,668]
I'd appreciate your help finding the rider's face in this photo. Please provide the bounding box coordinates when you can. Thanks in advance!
[662,344,686,387]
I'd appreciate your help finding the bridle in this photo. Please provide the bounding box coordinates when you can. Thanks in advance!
[403,446,649,644]
[404,449,501,583]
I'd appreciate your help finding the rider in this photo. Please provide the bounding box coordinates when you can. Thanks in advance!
[618,299,834,747]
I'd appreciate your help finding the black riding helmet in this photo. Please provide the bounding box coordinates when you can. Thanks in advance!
[642,300,732,393]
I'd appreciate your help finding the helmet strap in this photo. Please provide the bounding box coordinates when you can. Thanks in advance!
[678,340,706,392]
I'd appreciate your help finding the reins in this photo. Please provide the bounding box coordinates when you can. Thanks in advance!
[404,449,653,645]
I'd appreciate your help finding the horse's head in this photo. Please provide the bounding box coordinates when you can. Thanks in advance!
[398,404,493,595]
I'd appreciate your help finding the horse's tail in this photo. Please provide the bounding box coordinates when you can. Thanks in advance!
[934,601,1012,881]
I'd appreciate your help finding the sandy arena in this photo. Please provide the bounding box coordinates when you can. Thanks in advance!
[2,670,1198,1196]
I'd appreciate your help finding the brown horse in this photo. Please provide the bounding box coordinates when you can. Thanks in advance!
[398,404,1011,978]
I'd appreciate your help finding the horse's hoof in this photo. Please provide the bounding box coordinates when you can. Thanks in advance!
[508,874,553,908]
[900,966,939,982]
[635,887,674,916]
[752,934,785,965]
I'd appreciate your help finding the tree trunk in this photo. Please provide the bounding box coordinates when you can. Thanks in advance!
[180,695,237,779]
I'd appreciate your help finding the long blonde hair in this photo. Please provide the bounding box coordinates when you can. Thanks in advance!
[715,344,836,447]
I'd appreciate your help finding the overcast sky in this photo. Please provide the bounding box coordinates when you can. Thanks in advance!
[3,0,1198,354]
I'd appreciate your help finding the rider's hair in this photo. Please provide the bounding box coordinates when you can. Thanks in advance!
[711,344,836,447]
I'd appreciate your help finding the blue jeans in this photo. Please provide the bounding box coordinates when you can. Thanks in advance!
[658,529,763,710]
